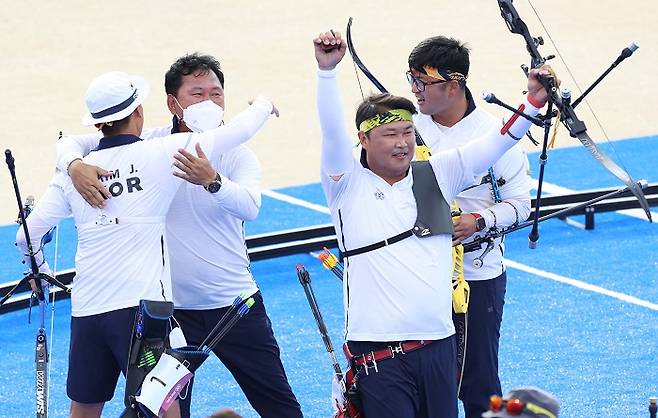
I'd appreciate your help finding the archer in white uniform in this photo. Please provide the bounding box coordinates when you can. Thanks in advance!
[408,36,532,418]
[314,30,548,418]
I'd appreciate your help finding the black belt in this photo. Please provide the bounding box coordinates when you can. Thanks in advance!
[341,229,414,258]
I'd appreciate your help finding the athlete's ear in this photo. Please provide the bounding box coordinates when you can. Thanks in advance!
[357,130,368,149]
[448,80,462,98]
[134,105,144,120]
[167,94,180,117]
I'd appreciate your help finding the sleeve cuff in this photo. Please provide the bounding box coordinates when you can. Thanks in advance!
[318,68,338,78]
[526,93,545,110]
[60,154,83,174]
[209,176,235,202]
[481,209,497,229]
[251,95,273,113]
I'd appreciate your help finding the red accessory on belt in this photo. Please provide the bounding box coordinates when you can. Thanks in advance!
[346,340,435,375]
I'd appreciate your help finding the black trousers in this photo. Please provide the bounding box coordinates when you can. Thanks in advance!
[175,291,302,418]
[348,336,457,418]
[454,271,507,418]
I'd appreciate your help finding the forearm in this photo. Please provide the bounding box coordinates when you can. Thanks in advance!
[202,96,273,160]
[209,151,262,220]
[318,69,355,177]
[55,133,102,173]
[434,97,541,203]
[210,179,261,221]
[462,96,540,178]
[16,213,55,275]
[15,179,70,274]
[479,196,531,230]
[480,155,532,229]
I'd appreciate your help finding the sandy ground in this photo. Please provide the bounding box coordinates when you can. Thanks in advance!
[1,0,657,223]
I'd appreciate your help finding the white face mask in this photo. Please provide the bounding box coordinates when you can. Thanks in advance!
[175,98,224,133]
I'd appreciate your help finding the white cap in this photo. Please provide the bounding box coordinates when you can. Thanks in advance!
[82,71,149,126]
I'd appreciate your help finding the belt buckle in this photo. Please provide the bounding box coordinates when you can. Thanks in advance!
[361,351,378,375]
[389,342,405,358]
[95,214,116,226]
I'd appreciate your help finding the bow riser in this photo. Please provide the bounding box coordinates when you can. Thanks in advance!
[495,0,652,222]
[498,0,546,69]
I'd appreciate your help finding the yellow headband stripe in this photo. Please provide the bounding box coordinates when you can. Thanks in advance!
[359,109,413,133]
[423,65,467,83]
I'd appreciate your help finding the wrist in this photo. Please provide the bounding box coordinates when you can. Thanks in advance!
[527,92,546,108]
[318,68,338,76]
[471,212,486,232]
[204,172,223,193]
[67,158,83,175]
[201,172,217,188]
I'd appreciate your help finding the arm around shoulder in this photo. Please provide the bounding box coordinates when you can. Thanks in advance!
[55,132,102,173]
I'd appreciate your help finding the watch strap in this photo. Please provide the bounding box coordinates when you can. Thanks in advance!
[472,212,486,231]
[204,172,222,193]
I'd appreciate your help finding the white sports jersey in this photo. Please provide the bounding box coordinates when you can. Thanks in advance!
[317,69,538,341]
[55,100,272,309]
[414,105,532,280]
[166,144,261,309]
[18,98,272,317]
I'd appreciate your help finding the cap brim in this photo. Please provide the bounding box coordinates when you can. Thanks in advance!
[82,75,150,126]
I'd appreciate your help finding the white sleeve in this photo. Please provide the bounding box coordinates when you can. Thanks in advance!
[55,133,102,173]
[318,69,356,178]
[56,125,175,173]
[209,147,262,221]
[478,150,532,229]
[159,96,273,161]
[317,69,357,205]
[431,96,541,203]
[15,177,72,275]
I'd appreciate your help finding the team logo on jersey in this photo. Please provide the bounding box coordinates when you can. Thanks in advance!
[374,189,385,200]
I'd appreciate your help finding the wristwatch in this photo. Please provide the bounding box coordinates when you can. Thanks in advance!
[204,172,222,193]
[472,212,486,232]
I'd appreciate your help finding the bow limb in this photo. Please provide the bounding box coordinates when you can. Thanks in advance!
[574,131,652,221]
[345,17,430,156]
[498,0,545,68]
[345,17,389,94]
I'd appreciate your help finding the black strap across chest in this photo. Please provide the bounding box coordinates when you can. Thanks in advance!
[340,160,453,258]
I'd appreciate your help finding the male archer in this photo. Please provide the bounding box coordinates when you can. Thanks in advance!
[407,36,532,418]
[314,29,550,418]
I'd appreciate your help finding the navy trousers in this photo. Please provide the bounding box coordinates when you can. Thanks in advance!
[454,271,507,418]
[348,336,457,418]
[175,291,302,418]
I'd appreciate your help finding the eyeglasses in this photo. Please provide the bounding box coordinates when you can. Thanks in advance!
[489,395,556,418]
[405,71,447,92]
